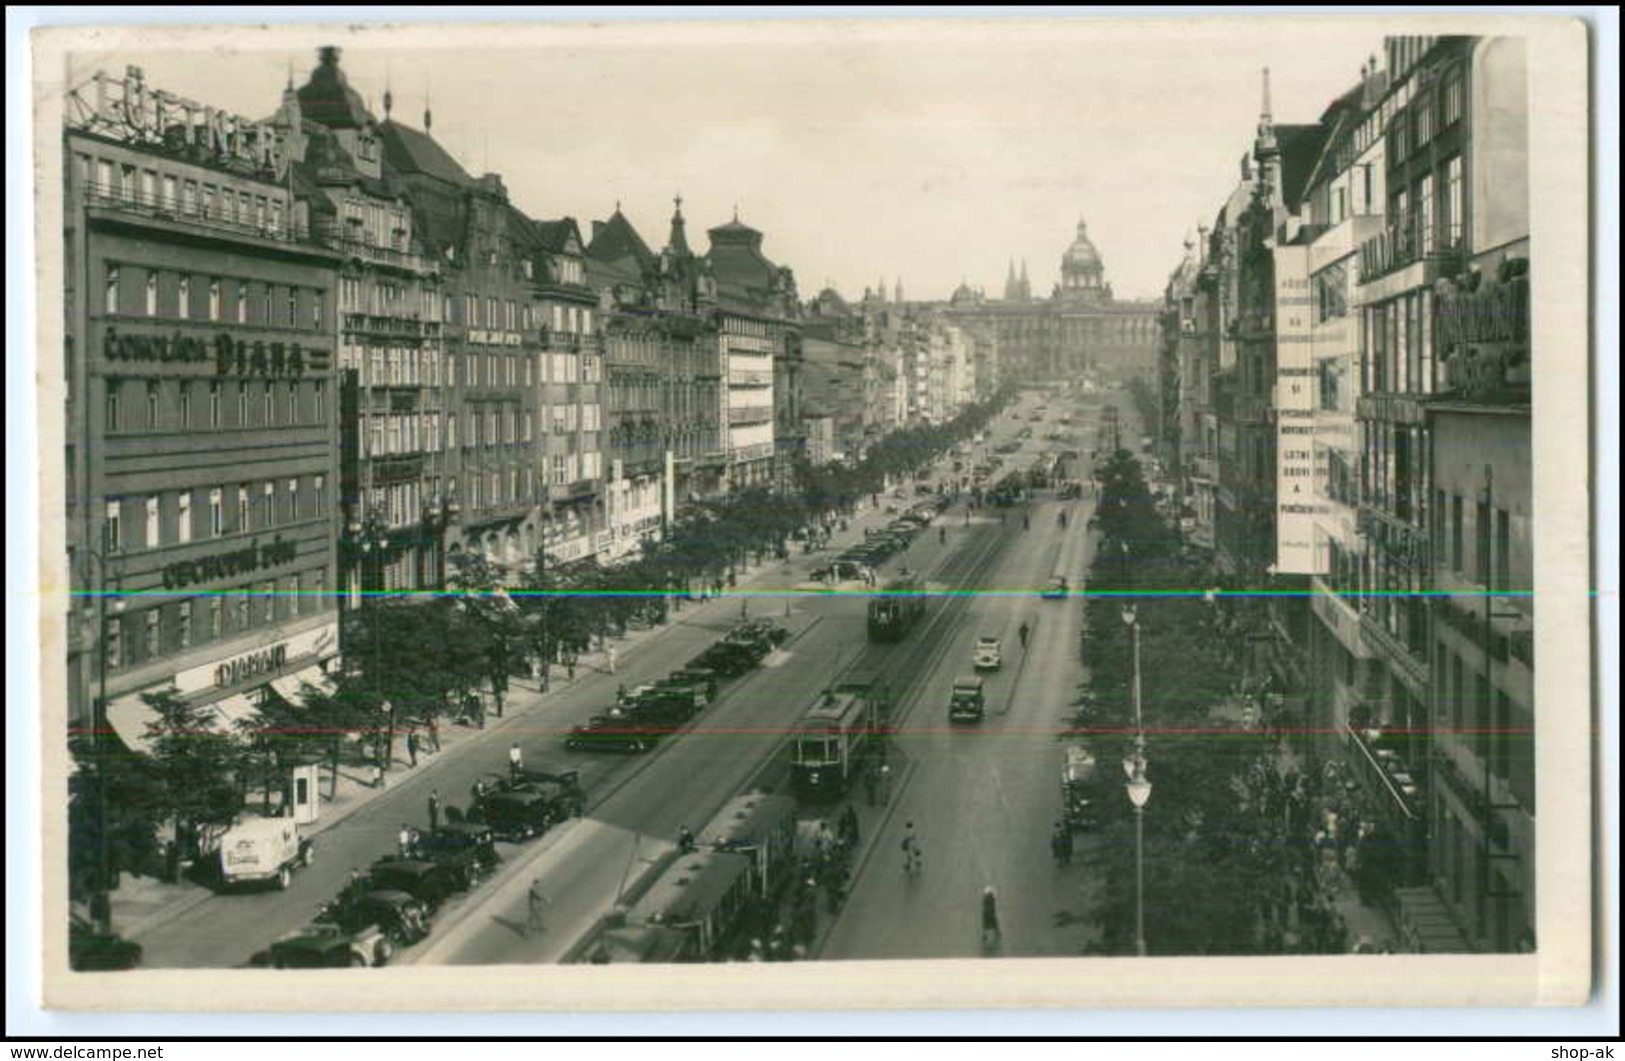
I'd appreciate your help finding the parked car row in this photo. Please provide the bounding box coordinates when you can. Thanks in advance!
[249,819,503,970]
[565,620,789,756]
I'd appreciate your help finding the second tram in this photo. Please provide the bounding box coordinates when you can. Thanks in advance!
[866,572,926,642]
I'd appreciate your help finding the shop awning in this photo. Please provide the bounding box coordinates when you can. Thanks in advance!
[106,691,262,756]
[268,666,337,706]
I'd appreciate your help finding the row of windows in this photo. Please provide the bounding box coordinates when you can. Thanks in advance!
[78,153,289,236]
[1389,154,1466,257]
[104,377,326,433]
[1433,490,1516,592]
[1432,645,1534,810]
[346,348,604,390]
[339,275,438,320]
[1363,289,1436,396]
[442,295,596,337]
[103,476,328,552]
[1389,66,1466,165]
[345,345,444,387]
[102,263,325,331]
[101,568,330,672]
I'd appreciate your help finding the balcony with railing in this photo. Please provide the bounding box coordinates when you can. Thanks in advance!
[326,236,437,275]
[81,181,313,247]
[727,404,774,427]
[548,478,598,502]
[342,313,441,340]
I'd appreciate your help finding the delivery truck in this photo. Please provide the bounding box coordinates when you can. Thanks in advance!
[218,814,314,890]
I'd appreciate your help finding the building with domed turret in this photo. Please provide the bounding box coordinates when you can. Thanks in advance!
[939,218,1159,383]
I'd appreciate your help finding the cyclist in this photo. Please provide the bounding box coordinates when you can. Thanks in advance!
[678,825,695,853]
[1018,621,1030,650]
[981,885,1001,944]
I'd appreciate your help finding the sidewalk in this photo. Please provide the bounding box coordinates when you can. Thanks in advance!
[111,496,911,943]
[1269,739,1402,952]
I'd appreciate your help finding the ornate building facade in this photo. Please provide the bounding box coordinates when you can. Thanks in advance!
[941,219,1160,383]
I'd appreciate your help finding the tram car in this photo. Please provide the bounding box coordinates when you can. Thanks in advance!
[698,791,798,899]
[866,571,926,642]
[790,683,881,803]
[615,849,755,962]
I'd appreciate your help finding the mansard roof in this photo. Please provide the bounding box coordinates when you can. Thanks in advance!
[378,119,474,187]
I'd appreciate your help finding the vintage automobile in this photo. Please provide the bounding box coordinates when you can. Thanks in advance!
[315,889,430,948]
[1057,481,1083,500]
[565,713,662,755]
[365,858,467,913]
[69,913,143,971]
[417,821,501,880]
[472,786,569,839]
[973,636,1004,672]
[948,676,987,724]
[649,677,713,716]
[668,666,722,702]
[1042,575,1070,600]
[217,814,315,891]
[251,921,392,969]
[690,641,760,677]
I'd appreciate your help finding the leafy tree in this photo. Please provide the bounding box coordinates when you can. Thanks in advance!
[141,688,244,861]
[68,734,163,895]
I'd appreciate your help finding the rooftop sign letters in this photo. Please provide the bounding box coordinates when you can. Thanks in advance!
[70,66,285,176]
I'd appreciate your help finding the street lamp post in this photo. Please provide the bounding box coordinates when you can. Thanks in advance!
[1122,605,1152,957]
[356,512,391,773]
[82,526,122,934]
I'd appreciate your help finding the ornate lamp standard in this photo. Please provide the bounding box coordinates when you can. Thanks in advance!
[1122,604,1152,957]
[354,510,391,774]
[81,523,123,934]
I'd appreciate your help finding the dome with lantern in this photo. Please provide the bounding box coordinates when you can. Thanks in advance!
[1059,218,1110,304]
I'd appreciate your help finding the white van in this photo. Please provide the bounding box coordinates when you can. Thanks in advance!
[219,814,314,890]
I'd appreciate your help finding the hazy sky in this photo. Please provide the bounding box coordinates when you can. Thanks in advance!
[59,16,1391,302]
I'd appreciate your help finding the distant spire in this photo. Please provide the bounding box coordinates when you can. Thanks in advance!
[1255,66,1279,159]
[668,192,690,255]
[384,59,393,118]
[286,60,294,92]
[423,74,432,132]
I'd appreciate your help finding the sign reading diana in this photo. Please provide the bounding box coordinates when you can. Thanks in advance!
[1273,245,1326,576]
[103,327,330,377]
[161,535,298,590]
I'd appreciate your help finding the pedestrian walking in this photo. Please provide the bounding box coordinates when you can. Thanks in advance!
[471,778,486,806]
[427,715,441,752]
[405,730,419,768]
[527,878,549,936]
[372,762,385,789]
[981,886,1001,944]
[863,769,878,808]
[397,823,414,859]
[566,656,576,682]
[427,790,441,833]
[606,644,618,674]
[879,763,892,803]
[509,741,523,777]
